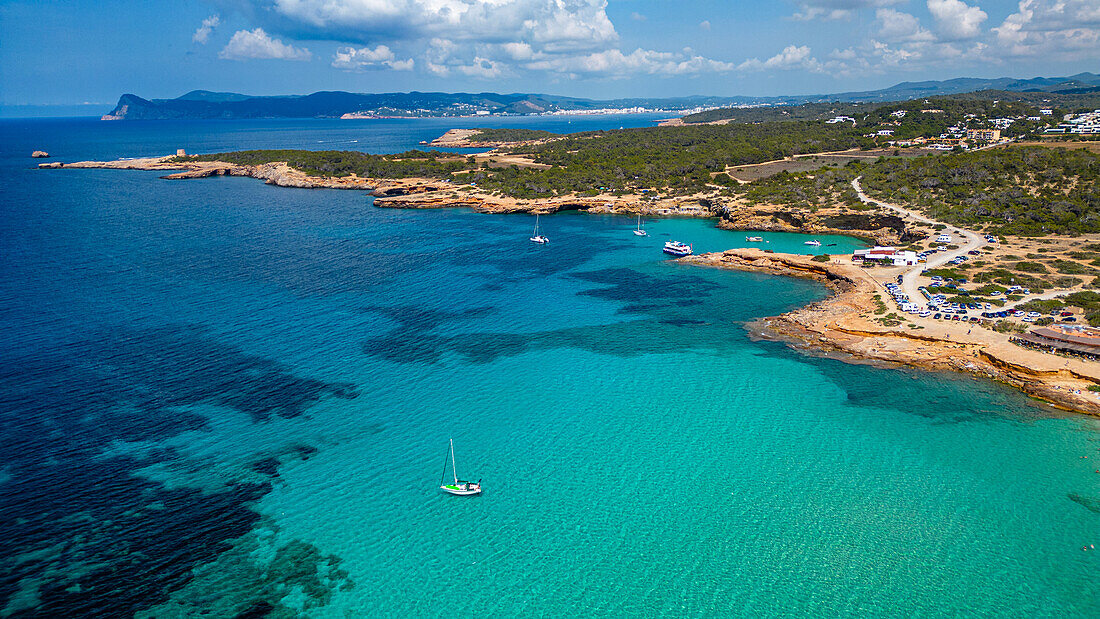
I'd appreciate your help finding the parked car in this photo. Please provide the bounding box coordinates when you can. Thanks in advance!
[1062,317,1077,323]
[933,313,942,320]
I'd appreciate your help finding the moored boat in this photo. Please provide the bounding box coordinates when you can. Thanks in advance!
[663,241,692,256]
[804,240,821,246]
[440,438,481,496]
[746,236,763,242]
[529,214,549,244]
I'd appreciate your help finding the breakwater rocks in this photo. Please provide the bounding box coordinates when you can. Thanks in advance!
[687,248,1100,417]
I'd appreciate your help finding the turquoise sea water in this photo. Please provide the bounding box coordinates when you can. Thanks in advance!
[0,117,1098,617]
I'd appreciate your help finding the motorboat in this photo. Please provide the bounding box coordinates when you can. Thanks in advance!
[663,241,692,256]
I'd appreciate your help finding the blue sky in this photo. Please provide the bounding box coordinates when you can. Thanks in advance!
[1,0,1097,107]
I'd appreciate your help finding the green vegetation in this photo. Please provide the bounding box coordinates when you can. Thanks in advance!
[1017,299,1065,313]
[177,149,473,179]
[811,254,830,262]
[468,128,557,142]
[1015,261,1048,273]
[1065,291,1100,326]
[858,147,1100,236]
[486,121,876,197]
[1050,259,1096,275]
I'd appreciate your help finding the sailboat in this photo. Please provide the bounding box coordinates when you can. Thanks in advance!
[529,214,549,244]
[440,438,482,496]
[633,213,647,236]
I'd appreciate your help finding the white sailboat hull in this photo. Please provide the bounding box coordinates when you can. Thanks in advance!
[441,484,482,496]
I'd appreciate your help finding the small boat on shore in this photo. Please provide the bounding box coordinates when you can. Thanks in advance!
[529,214,549,244]
[804,240,821,246]
[663,241,692,256]
[440,438,481,496]
[746,236,763,242]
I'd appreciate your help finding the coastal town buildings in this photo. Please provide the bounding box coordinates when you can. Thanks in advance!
[1043,110,1100,134]
[966,128,1001,142]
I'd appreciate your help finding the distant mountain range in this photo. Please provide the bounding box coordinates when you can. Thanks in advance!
[101,72,1100,120]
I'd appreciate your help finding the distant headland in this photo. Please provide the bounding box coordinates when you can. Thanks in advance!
[99,72,1100,120]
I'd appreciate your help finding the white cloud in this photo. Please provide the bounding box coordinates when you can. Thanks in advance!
[219,28,312,61]
[500,41,536,61]
[699,20,711,31]
[927,0,987,40]
[993,1,1100,58]
[738,45,823,72]
[524,48,735,78]
[270,0,617,52]
[792,0,904,21]
[876,9,934,42]
[457,57,505,79]
[631,12,646,21]
[332,45,415,70]
[192,14,220,44]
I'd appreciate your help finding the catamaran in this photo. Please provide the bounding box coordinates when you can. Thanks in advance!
[663,241,692,256]
[440,438,481,496]
[530,214,549,244]
[633,213,647,236]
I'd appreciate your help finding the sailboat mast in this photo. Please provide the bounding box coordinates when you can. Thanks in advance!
[450,438,459,484]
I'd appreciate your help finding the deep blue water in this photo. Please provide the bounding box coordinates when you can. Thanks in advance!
[0,117,1098,617]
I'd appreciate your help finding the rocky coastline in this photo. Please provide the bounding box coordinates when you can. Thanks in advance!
[37,155,1100,415]
[39,156,448,196]
[686,248,1100,417]
[39,155,914,242]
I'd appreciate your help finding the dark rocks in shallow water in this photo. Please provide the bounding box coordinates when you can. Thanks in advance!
[1068,492,1100,514]
[250,457,281,477]
[0,326,357,616]
[134,522,355,617]
[234,601,275,619]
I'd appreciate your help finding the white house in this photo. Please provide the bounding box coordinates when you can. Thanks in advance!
[852,246,919,266]
[935,234,952,243]
[876,129,894,136]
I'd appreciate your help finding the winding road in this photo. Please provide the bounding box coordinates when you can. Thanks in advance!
[850,176,1075,314]
[851,176,984,304]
